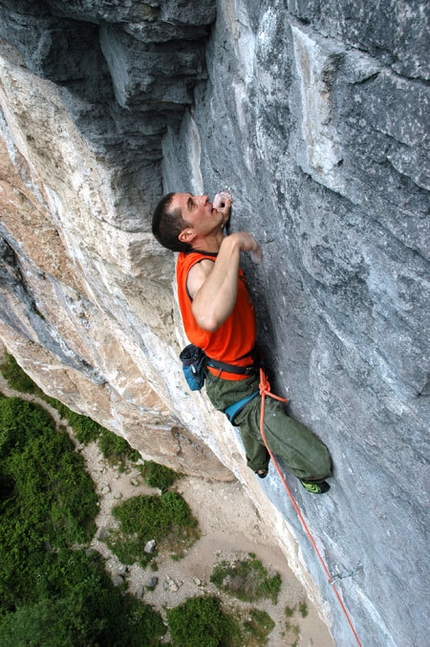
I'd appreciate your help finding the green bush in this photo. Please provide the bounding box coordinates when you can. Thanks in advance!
[0,353,43,395]
[45,400,140,469]
[0,548,166,646]
[64,409,102,445]
[107,492,199,566]
[141,460,181,491]
[0,395,166,645]
[0,398,99,611]
[43,398,103,445]
[210,555,281,604]
[0,352,140,470]
[243,608,275,645]
[285,605,295,618]
[167,595,240,647]
[0,352,105,446]
[98,428,140,469]
[285,600,308,619]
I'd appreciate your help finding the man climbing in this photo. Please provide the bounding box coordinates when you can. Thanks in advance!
[152,191,332,493]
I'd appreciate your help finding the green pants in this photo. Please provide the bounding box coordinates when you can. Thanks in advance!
[205,372,332,481]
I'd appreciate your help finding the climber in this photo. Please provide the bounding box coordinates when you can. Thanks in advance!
[152,191,332,494]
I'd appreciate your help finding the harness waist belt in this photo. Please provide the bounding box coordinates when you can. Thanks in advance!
[206,358,258,375]
[206,346,260,376]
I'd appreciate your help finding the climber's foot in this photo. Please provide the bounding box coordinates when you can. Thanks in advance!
[300,479,330,494]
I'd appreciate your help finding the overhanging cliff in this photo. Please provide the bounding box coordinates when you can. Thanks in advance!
[0,1,429,645]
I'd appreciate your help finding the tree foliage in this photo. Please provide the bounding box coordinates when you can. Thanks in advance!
[141,459,181,491]
[167,595,240,647]
[0,353,43,395]
[108,491,199,566]
[0,396,165,645]
[0,548,166,646]
[210,554,281,604]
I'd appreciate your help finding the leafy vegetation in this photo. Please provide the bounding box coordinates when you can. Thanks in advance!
[0,352,140,470]
[49,400,103,444]
[107,491,200,566]
[211,554,282,604]
[0,355,290,645]
[0,548,166,646]
[140,459,182,491]
[284,602,308,645]
[242,608,275,645]
[0,399,98,569]
[0,352,43,395]
[167,595,241,647]
[97,427,140,468]
[0,395,166,645]
[43,399,140,469]
[167,597,276,647]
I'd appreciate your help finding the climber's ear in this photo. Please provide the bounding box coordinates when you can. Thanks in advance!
[178,228,196,244]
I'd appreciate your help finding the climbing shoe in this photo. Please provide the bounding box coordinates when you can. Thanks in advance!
[300,479,330,494]
[256,469,268,479]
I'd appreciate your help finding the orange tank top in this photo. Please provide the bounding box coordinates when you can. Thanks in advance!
[176,250,257,380]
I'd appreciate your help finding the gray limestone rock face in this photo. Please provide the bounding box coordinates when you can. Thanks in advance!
[0,1,428,646]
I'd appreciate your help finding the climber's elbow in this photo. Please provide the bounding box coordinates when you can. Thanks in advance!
[194,310,222,333]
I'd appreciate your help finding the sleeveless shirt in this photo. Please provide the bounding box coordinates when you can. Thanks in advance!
[176,250,257,381]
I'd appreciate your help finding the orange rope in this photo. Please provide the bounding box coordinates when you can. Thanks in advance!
[258,368,363,647]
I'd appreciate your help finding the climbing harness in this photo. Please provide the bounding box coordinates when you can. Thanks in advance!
[179,344,259,393]
[206,344,260,379]
[224,389,259,424]
[257,368,363,647]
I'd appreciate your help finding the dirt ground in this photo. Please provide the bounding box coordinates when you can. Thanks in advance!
[84,443,335,647]
[0,365,334,646]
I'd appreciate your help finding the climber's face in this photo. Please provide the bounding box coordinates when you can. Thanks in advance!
[173,193,225,243]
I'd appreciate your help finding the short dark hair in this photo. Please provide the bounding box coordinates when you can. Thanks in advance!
[152,192,192,252]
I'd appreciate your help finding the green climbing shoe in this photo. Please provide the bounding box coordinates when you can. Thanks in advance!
[300,479,330,494]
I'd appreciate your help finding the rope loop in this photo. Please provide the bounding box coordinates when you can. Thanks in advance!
[259,368,288,403]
